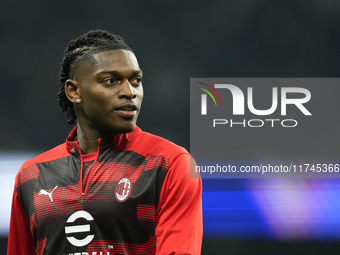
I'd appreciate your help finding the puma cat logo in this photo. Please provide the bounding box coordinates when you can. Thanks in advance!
[39,186,58,202]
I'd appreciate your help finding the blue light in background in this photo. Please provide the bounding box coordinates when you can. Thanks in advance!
[202,178,340,240]
[0,152,39,237]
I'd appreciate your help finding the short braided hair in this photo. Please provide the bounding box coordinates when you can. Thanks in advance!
[58,29,132,125]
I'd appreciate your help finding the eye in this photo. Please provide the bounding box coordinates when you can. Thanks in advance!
[129,77,142,86]
[103,78,118,85]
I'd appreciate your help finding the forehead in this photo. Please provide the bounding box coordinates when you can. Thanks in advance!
[76,49,140,79]
[92,49,139,70]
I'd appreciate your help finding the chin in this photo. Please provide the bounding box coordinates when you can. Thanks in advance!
[114,123,136,134]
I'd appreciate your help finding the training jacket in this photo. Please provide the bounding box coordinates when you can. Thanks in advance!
[8,126,202,255]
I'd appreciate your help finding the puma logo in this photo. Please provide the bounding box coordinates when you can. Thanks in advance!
[39,186,58,202]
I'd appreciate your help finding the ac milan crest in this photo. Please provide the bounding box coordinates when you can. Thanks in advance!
[115,178,131,202]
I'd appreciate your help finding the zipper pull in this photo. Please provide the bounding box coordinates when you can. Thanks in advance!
[81,193,84,203]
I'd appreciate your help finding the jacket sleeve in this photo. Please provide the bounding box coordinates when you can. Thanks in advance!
[155,154,203,255]
[7,181,35,255]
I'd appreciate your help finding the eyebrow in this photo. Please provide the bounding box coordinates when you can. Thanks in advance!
[96,69,143,78]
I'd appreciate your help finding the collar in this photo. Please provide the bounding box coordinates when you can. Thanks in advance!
[66,125,142,154]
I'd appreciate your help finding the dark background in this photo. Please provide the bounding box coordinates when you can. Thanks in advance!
[1,1,340,254]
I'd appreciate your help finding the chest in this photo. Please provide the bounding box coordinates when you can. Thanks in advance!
[34,152,167,218]
[19,151,169,249]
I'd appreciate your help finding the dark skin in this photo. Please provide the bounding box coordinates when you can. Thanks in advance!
[65,50,144,154]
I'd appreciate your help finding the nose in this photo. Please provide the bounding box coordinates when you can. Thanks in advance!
[118,80,137,99]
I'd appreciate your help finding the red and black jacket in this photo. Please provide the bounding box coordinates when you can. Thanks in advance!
[8,126,202,255]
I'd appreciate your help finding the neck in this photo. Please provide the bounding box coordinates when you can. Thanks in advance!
[76,120,115,154]
[76,124,100,154]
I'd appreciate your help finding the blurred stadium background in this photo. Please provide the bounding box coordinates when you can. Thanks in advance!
[1,1,340,254]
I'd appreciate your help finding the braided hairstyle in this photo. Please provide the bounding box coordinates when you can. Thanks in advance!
[58,30,132,125]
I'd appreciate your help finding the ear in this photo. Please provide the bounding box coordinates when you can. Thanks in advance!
[65,79,81,103]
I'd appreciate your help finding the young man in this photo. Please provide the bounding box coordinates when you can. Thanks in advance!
[8,30,202,255]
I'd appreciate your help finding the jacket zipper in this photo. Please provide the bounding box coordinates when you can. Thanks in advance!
[76,140,101,204]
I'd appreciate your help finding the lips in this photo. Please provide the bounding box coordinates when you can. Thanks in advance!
[115,103,138,111]
[114,104,138,118]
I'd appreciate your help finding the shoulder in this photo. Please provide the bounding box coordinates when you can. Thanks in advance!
[19,142,70,171]
[131,129,200,182]
[131,129,189,162]
[15,142,69,186]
